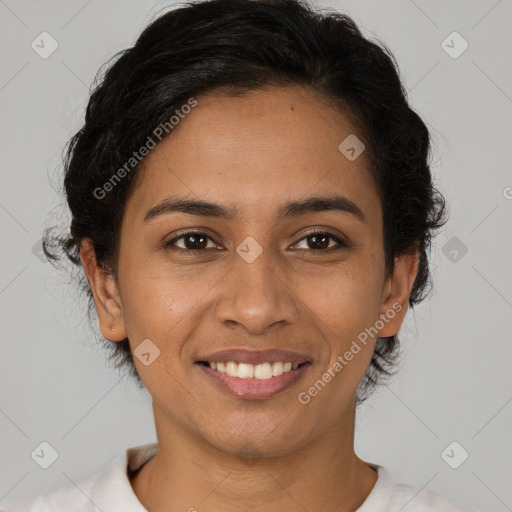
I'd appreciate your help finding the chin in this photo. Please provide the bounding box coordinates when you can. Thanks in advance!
[202,423,309,461]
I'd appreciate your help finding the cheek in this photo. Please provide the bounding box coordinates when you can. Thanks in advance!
[118,264,217,364]
[118,272,195,397]
[315,261,382,328]
[292,264,382,430]
[120,261,197,327]
[308,261,383,373]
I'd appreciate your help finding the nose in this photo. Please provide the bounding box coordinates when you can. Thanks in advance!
[214,247,299,335]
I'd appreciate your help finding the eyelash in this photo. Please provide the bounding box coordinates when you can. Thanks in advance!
[165,229,349,256]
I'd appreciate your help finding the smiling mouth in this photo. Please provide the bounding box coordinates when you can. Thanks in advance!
[196,360,311,399]
[197,361,311,380]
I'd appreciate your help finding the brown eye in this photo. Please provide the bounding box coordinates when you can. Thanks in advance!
[165,231,216,252]
[294,230,348,252]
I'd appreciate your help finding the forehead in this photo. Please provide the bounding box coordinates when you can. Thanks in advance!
[124,86,381,225]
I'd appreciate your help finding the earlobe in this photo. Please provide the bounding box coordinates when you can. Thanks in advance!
[377,249,419,338]
[79,239,127,342]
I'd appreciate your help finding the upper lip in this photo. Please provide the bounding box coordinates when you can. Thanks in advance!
[196,348,311,365]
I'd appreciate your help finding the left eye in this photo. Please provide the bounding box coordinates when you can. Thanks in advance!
[293,230,347,252]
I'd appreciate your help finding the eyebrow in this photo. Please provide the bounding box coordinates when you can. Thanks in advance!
[144,195,366,223]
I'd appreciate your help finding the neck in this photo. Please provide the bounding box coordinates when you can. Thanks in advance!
[130,400,377,512]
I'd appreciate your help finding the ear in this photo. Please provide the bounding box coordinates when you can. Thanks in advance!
[79,239,127,342]
[377,248,420,338]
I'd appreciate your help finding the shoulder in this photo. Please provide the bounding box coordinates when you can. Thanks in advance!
[358,465,476,512]
[387,481,474,511]
[6,472,98,512]
[6,442,157,512]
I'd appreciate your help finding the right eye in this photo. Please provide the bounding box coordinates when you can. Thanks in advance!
[165,231,220,254]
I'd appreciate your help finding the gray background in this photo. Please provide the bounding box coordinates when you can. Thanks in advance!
[1,0,511,510]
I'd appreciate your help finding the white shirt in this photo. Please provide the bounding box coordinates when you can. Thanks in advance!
[7,442,474,511]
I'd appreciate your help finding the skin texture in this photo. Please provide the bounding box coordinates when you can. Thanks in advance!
[80,85,419,512]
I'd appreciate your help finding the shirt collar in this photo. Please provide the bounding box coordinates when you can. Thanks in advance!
[90,442,158,512]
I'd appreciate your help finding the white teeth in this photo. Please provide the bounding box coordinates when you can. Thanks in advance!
[237,363,254,378]
[272,361,284,376]
[225,361,238,377]
[254,362,273,379]
[208,361,300,380]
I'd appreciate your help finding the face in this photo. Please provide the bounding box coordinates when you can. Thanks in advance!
[82,86,417,458]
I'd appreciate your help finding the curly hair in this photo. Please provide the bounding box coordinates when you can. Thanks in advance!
[43,0,447,403]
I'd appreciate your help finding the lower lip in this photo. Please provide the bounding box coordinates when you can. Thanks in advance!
[196,363,311,400]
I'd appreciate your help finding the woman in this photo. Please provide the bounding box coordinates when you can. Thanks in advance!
[9,0,474,510]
